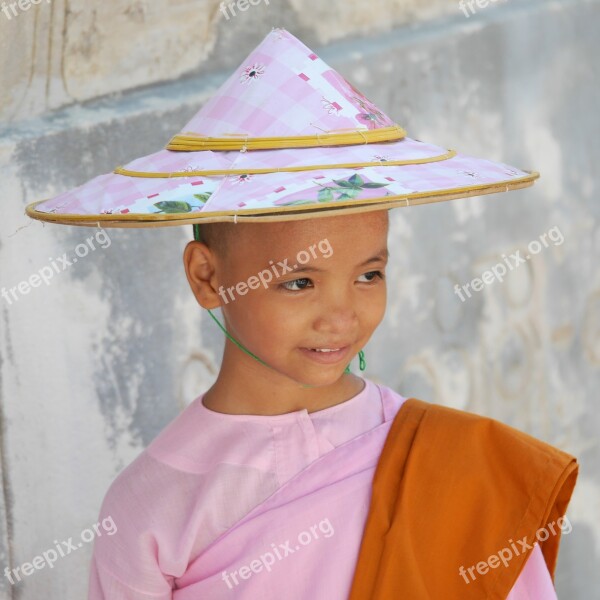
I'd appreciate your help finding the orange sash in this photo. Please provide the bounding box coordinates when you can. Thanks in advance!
[349,398,578,599]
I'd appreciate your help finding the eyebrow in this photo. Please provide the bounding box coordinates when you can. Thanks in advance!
[286,248,389,274]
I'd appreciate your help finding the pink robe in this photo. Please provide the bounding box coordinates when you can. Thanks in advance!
[88,377,557,598]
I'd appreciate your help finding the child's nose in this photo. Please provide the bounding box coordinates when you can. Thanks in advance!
[313,296,359,334]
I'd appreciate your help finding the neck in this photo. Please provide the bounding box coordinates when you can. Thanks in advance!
[202,342,365,416]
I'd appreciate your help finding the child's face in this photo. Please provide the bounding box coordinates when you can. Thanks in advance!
[186,210,389,387]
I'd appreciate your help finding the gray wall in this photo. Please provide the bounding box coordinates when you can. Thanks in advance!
[1,0,598,597]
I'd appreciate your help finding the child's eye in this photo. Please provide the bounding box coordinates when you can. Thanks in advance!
[358,270,384,283]
[280,278,313,291]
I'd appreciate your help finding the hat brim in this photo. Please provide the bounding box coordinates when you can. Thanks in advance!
[25,170,538,228]
[25,132,539,228]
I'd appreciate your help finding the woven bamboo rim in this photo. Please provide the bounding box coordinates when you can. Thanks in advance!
[114,149,457,178]
[166,125,406,151]
[25,171,539,228]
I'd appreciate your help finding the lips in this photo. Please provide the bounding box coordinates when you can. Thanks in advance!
[299,345,352,364]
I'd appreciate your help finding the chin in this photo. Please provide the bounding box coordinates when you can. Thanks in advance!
[290,367,348,388]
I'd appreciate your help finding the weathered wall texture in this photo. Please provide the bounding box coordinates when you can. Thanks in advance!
[1,0,598,597]
[0,0,457,122]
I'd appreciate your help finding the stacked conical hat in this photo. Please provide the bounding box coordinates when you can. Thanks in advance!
[25,28,538,228]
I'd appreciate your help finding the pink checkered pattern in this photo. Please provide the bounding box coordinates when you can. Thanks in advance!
[180,29,395,138]
[117,137,452,176]
[30,29,536,221]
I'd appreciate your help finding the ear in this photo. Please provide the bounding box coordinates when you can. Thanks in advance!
[182,241,223,309]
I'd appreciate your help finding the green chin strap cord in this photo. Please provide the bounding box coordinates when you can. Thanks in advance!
[205,308,365,380]
[193,225,366,379]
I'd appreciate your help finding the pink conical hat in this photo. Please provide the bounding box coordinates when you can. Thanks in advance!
[175,27,399,140]
[25,28,538,228]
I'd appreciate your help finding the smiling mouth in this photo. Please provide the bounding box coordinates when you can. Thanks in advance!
[310,348,342,352]
[299,345,352,363]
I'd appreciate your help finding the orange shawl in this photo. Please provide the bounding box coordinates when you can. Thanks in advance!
[349,398,578,600]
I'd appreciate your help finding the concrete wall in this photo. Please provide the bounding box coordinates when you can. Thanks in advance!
[1,0,598,597]
[0,0,456,123]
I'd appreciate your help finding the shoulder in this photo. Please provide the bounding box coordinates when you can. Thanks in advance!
[93,427,261,577]
[144,393,274,473]
[93,395,223,528]
[387,396,577,482]
[96,392,279,522]
[410,398,551,448]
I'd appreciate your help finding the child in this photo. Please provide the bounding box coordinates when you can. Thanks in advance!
[26,28,577,599]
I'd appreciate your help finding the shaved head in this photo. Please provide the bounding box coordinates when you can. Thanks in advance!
[195,222,237,259]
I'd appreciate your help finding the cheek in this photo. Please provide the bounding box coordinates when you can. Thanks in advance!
[362,289,387,327]
[231,298,308,354]
[226,291,303,336]
[257,295,310,334]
